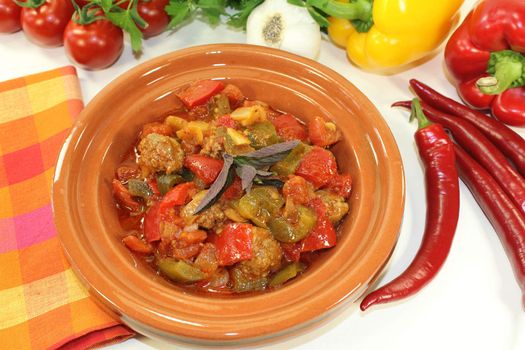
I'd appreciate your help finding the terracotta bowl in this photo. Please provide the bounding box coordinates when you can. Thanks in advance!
[53,44,405,344]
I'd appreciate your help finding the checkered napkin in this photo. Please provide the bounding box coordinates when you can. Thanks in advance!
[0,67,133,349]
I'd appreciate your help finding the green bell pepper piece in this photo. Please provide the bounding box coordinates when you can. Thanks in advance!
[270,143,311,176]
[247,121,280,149]
[158,258,205,283]
[269,262,305,287]
[268,206,317,243]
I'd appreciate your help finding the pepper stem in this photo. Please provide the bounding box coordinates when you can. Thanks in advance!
[477,50,525,95]
[306,0,373,32]
[409,98,431,130]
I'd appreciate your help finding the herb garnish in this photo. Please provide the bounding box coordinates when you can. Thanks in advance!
[193,140,299,214]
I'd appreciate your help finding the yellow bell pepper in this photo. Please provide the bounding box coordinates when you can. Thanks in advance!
[325,0,464,72]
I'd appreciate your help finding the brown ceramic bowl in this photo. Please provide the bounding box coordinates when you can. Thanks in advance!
[53,44,405,344]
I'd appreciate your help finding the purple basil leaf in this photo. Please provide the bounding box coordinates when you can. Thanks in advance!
[194,154,234,214]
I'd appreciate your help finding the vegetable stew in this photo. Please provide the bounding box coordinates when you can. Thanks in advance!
[112,79,352,293]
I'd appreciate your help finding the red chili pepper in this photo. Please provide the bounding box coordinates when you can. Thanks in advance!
[176,80,225,108]
[444,0,525,125]
[215,223,253,266]
[394,99,525,217]
[300,198,337,252]
[454,145,525,307]
[183,154,223,185]
[409,79,525,177]
[360,99,459,311]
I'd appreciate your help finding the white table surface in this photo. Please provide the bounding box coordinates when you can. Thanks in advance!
[3,0,525,349]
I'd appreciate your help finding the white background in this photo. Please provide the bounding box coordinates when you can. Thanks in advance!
[2,0,525,349]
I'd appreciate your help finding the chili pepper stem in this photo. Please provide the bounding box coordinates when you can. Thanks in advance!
[409,98,432,129]
[477,50,525,95]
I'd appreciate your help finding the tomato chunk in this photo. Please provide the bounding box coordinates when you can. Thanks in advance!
[295,147,338,188]
[222,84,245,108]
[271,114,308,141]
[141,122,173,137]
[308,116,341,147]
[280,242,301,262]
[216,114,239,129]
[301,198,337,252]
[184,154,224,185]
[215,223,253,266]
[221,176,242,200]
[324,174,352,199]
[177,80,225,108]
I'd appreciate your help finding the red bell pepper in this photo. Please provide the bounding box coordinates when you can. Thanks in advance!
[176,80,225,108]
[183,154,224,185]
[158,182,195,219]
[444,0,525,125]
[112,179,141,213]
[144,201,162,242]
[215,223,253,266]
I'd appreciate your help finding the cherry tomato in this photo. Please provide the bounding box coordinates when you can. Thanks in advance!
[64,15,124,70]
[138,0,169,38]
[20,0,74,47]
[0,0,22,33]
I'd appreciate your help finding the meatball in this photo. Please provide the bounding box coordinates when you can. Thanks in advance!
[231,227,282,291]
[137,133,184,176]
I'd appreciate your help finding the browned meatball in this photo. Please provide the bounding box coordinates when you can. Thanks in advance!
[231,227,282,291]
[137,133,184,176]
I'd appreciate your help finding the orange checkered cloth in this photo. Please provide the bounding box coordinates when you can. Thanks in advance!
[0,67,134,349]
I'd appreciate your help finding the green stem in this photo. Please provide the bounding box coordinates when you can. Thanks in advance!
[410,98,431,130]
[306,0,373,32]
[477,50,525,95]
[14,0,46,8]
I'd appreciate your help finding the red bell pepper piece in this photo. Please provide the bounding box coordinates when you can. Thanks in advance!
[295,146,338,188]
[158,182,195,219]
[215,223,253,266]
[281,242,301,262]
[444,0,525,125]
[271,114,308,141]
[144,201,162,242]
[301,198,336,252]
[176,80,225,108]
[184,154,223,185]
[221,176,242,201]
[324,173,352,199]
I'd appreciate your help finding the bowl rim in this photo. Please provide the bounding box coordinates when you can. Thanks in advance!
[52,43,405,343]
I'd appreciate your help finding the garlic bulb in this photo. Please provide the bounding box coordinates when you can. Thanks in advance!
[246,0,321,59]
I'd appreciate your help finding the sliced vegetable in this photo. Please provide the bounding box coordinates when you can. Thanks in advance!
[237,187,284,227]
[156,173,185,195]
[247,121,280,149]
[269,262,305,287]
[268,205,317,243]
[176,80,225,108]
[158,258,205,283]
[271,114,307,141]
[158,182,195,218]
[143,201,162,242]
[112,179,141,212]
[122,235,152,254]
[184,154,224,185]
[270,142,310,175]
[295,146,338,188]
[209,93,231,118]
[301,198,337,252]
[215,223,253,266]
[308,116,341,147]
[127,179,153,199]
